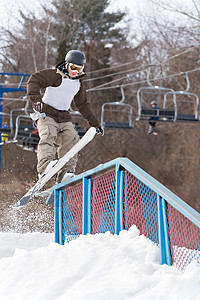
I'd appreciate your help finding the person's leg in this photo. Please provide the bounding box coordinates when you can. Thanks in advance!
[148,121,156,134]
[56,122,80,182]
[36,116,58,175]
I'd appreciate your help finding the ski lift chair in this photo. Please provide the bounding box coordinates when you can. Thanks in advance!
[136,86,176,122]
[9,97,38,148]
[136,65,175,122]
[101,86,133,129]
[13,114,39,150]
[163,72,199,122]
[10,96,33,137]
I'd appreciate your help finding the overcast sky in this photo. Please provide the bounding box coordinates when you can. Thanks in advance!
[0,0,163,28]
[0,0,196,32]
[0,0,143,33]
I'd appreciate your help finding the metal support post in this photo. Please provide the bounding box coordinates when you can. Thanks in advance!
[54,189,60,244]
[157,195,171,265]
[58,190,65,245]
[115,163,124,234]
[82,177,92,235]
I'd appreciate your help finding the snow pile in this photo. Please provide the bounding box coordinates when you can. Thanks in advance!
[0,226,199,300]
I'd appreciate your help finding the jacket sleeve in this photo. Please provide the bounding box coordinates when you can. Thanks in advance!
[27,69,61,104]
[74,81,100,128]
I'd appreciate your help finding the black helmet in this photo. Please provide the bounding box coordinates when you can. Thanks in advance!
[56,50,86,79]
[65,50,86,66]
[151,101,157,106]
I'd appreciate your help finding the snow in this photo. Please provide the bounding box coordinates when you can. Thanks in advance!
[0,226,199,300]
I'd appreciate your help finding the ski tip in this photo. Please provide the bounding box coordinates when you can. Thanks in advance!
[12,194,31,208]
[12,201,22,209]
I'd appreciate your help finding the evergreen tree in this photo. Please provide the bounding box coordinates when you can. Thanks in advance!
[51,0,125,72]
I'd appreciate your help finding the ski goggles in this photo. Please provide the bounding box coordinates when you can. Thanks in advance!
[67,63,84,74]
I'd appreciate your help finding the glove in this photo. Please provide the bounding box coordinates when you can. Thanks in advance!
[33,101,43,113]
[96,126,104,136]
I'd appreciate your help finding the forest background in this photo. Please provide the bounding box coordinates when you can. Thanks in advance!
[0,0,200,232]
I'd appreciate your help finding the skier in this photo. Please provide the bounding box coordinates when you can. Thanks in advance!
[148,101,159,135]
[1,122,9,143]
[27,50,103,183]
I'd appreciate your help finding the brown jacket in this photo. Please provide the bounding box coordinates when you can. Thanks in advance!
[27,68,100,127]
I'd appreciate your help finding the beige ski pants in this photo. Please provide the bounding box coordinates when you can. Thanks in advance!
[36,116,79,181]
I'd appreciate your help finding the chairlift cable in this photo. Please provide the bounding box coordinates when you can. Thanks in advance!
[86,60,139,75]
[87,66,200,92]
[85,44,198,84]
[87,67,149,92]
[86,44,197,77]
[84,65,146,82]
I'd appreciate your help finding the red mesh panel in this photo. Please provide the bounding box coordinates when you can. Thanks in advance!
[167,203,200,271]
[123,171,159,243]
[91,170,116,234]
[123,171,147,235]
[62,182,83,243]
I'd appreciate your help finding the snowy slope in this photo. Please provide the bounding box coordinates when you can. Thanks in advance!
[0,226,199,300]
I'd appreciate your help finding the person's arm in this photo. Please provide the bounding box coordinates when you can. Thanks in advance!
[27,69,61,104]
[74,81,100,128]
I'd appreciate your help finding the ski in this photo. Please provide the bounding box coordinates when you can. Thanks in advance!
[35,187,54,197]
[13,127,96,208]
[147,131,158,136]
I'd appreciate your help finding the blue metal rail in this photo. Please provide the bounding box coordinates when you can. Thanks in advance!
[47,157,200,270]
